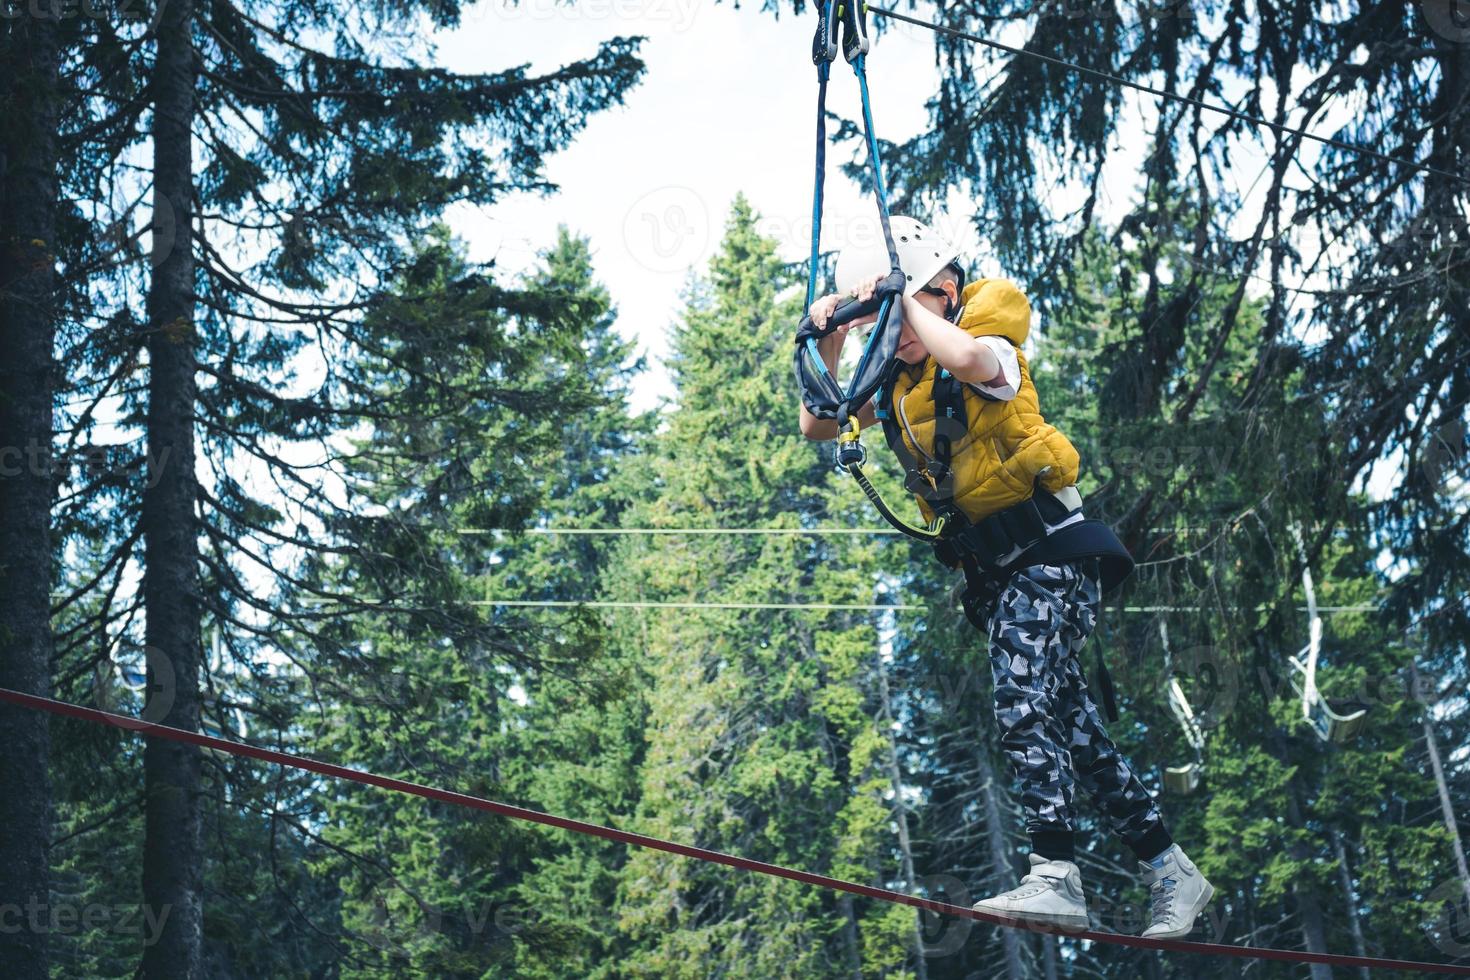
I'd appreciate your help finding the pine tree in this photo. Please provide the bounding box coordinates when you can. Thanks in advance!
[600,195,939,976]
[0,9,62,978]
[41,4,646,972]
[288,225,648,977]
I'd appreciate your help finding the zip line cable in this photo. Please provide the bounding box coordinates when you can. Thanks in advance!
[456,527,907,535]
[2,687,1465,975]
[455,525,1408,537]
[866,5,1470,189]
[294,597,1379,614]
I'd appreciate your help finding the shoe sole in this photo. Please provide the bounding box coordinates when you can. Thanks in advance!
[1141,881,1216,940]
[972,904,1089,933]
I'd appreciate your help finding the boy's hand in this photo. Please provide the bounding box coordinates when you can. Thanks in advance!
[850,272,885,304]
[808,293,846,334]
[809,273,888,334]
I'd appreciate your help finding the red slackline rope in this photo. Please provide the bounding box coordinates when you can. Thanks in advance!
[3,687,1467,976]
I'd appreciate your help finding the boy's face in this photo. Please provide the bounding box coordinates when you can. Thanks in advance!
[894,284,957,363]
[894,315,927,364]
[846,280,957,365]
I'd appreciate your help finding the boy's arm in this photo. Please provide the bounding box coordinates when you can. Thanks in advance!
[901,295,1004,386]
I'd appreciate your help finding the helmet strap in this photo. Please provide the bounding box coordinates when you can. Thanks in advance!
[918,283,959,322]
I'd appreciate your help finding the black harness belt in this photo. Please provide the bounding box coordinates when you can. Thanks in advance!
[933,492,1134,591]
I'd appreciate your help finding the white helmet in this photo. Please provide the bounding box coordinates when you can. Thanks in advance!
[834,215,961,299]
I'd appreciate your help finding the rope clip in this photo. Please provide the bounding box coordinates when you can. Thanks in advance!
[839,2,870,62]
[836,414,867,468]
[812,0,839,64]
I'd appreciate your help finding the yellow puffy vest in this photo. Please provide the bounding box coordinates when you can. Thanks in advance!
[887,278,1079,525]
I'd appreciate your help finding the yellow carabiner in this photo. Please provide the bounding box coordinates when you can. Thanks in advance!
[837,414,861,444]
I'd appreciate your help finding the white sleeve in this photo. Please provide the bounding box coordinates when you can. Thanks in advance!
[967,336,1020,401]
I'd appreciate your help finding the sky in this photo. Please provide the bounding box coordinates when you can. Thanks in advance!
[430,0,1012,414]
[424,0,1339,414]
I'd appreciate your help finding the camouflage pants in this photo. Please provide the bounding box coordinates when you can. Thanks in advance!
[982,562,1165,851]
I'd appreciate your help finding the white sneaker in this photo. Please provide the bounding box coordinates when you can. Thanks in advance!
[1139,844,1215,939]
[972,853,1090,932]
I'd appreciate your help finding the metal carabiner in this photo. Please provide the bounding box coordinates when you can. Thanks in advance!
[812,0,839,65]
[836,414,867,468]
[839,2,870,63]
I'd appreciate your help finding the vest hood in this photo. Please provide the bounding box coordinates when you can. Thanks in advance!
[956,278,1031,347]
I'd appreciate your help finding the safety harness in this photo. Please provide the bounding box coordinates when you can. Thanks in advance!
[874,360,1131,621]
[793,2,1131,718]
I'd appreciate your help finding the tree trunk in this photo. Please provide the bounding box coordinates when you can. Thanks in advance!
[1040,934,1058,980]
[0,11,60,980]
[876,648,927,980]
[1329,830,1371,980]
[838,892,863,979]
[976,744,1026,980]
[1285,791,1334,980]
[140,1,203,976]
[1413,662,1470,910]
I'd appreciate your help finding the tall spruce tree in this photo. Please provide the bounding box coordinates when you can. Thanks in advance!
[287,224,649,977]
[0,9,62,979]
[40,5,645,974]
[600,195,947,976]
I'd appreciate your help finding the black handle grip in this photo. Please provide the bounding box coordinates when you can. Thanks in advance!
[794,269,905,344]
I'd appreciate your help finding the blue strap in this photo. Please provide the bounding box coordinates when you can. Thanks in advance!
[852,55,901,274]
[797,8,907,420]
[831,53,902,405]
[806,60,830,311]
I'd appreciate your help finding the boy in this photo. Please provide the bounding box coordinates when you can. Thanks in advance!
[797,216,1214,938]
